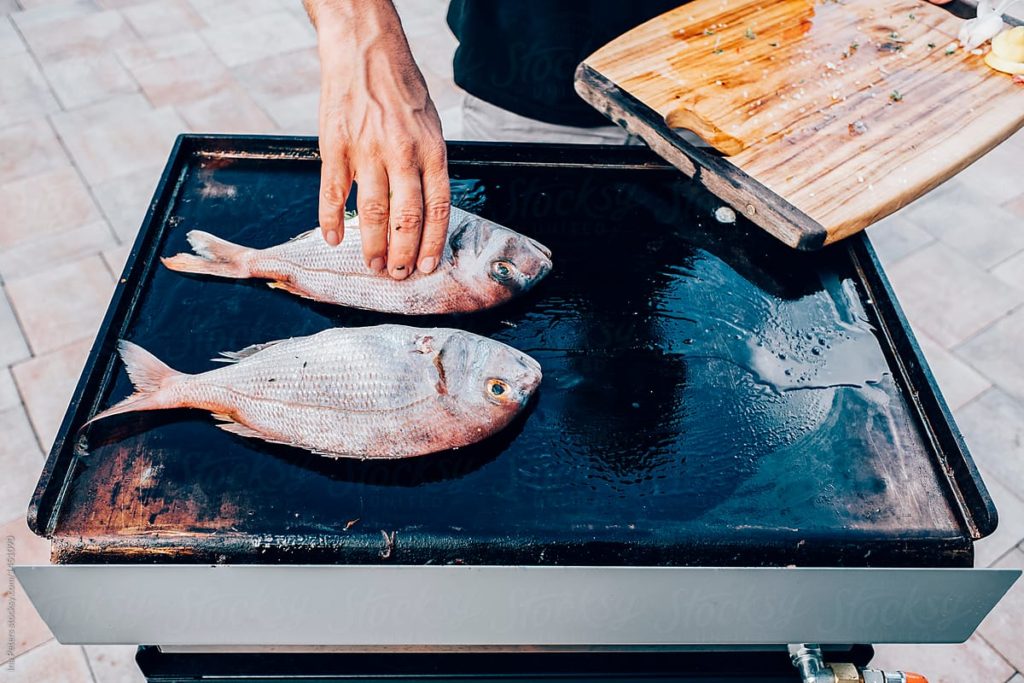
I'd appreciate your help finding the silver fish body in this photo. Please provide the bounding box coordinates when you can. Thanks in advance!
[86,325,543,459]
[162,207,553,314]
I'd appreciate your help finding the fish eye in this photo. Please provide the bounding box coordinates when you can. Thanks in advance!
[490,260,515,281]
[487,378,510,398]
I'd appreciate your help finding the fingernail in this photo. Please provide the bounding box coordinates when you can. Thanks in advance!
[369,257,385,271]
[418,256,437,274]
[390,264,409,280]
[325,230,340,246]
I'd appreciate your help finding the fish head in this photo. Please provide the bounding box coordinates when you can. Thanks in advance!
[437,331,543,421]
[448,212,553,307]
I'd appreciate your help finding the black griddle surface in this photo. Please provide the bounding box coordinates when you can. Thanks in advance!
[30,138,992,566]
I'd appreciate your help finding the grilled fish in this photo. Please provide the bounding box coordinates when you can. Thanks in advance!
[86,325,542,459]
[162,207,553,314]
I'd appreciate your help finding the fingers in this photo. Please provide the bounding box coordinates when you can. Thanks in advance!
[355,163,389,271]
[417,144,450,275]
[318,135,351,247]
[386,167,424,280]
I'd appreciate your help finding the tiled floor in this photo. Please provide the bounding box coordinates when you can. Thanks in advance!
[0,0,1022,681]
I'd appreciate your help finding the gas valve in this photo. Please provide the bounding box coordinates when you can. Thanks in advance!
[789,644,928,683]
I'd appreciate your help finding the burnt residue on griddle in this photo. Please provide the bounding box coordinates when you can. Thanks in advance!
[51,151,965,566]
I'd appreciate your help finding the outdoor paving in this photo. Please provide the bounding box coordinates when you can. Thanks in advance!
[0,0,1022,681]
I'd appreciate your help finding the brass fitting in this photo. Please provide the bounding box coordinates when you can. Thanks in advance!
[789,644,929,683]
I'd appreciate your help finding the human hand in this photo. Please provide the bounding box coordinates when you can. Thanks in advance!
[306,0,450,279]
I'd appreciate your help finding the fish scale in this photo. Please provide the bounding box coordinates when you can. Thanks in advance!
[162,207,554,315]
[87,325,544,460]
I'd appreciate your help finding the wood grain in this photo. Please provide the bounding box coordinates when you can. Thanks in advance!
[578,0,1024,248]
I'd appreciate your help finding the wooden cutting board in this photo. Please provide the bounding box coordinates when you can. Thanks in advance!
[575,0,1024,249]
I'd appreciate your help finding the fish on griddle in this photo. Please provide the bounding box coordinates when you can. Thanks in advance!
[162,207,553,314]
[85,325,542,459]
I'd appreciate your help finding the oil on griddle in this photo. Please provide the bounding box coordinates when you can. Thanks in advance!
[60,151,963,566]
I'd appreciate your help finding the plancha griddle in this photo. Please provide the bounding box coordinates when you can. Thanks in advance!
[15,138,1019,679]
[28,137,994,568]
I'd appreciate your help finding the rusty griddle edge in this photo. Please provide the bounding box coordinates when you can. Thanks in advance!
[25,135,995,565]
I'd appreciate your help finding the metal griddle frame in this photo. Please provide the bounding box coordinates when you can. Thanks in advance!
[26,135,998,547]
[15,137,1021,653]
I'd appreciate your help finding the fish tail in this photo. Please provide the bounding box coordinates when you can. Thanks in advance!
[83,341,186,426]
[161,230,251,278]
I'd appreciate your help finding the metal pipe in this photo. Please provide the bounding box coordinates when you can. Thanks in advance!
[788,644,929,683]
[788,644,835,683]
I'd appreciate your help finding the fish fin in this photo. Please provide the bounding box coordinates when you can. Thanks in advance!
[214,417,343,457]
[286,229,317,243]
[213,339,286,363]
[161,230,251,279]
[83,341,184,427]
[267,280,312,298]
[215,420,268,441]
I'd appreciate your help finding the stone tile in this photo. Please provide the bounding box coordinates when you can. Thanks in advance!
[11,1,95,24]
[91,164,163,241]
[275,0,310,20]
[957,307,1024,403]
[121,0,203,38]
[0,165,101,250]
[871,635,1015,683]
[116,31,232,107]
[0,53,60,127]
[101,241,134,276]
[14,6,136,64]
[0,15,26,57]
[3,641,92,682]
[50,94,186,185]
[0,517,53,667]
[0,119,69,185]
[0,290,31,367]
[0,366,20,412]
[200,10,315,68]
[958,135,1024,206]
[186,0,279,25]
[956,389,1024,497]
[86,645,145,683]
[5,254,113,355]
[1008,674,1024,683]
[0,0,19,15]
[0,405,42,523]
[1004,193,1024,221]
[96,0,156,7]
[231,47,319,107]
[262,90,318,134]
[177,84,275,133]
[887,242,1024,348]
[903,180,1024,271]
[867,213,934,265]
[974,467,1024,567]
[914,333,990,411]
[42,53,137,109]
[12,338,91,450]
[0,220,116,281]
[992,250,1024,293]
[978,549,1024,671]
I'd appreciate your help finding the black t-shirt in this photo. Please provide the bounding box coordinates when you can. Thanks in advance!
[447,0,681,128]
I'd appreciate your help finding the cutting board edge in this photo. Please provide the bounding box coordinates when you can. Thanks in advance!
[575,62,829,250]
[817,102,1024,245]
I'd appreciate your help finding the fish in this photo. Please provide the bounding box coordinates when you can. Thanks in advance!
[161,207,553,314]
[85,325,543,459]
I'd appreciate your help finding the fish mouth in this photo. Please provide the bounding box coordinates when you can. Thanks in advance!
[527,236,552,259]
